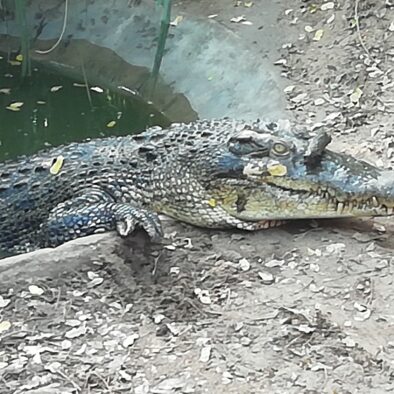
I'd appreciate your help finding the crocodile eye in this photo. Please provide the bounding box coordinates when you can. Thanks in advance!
[271,142,289,156]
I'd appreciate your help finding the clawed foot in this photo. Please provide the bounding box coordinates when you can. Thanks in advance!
[114,206,163,242]
[44,200,163,247]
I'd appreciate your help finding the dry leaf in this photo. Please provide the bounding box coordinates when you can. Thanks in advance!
[65,325,87,339]
[274,58,287,65]
[314,98,325,106]
[90,86,104,93]
[0,321,11,333]
[123,333,139,347]
[49,156,64,175]
[291,93,308,103]
[321,2,335,10]
[313,29,324,41]
[230,16,246,23]
[342,337,356,347]
[295,324,315,334]
[327,14,335,24]
[75,344,86,356]
[170,15,183,26]
[324,112,341,122]
[61,340,72,350]
[194,288,211,304]
[88,277,104,288]
[199,345,212,362]
[6,106,20,112]
[9,101,24,109]
[28,285,44,295]
[87,271,98,280]
[325,242,345,254]
[350,87,363,104]
[65,319,81,327]
[50,85,63,92]
[239,258,250,271]
[0,296,10,308]
[106,120,116,128]
[284,85,295,93]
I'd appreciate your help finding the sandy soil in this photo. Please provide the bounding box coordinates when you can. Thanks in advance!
[1,1,394,393]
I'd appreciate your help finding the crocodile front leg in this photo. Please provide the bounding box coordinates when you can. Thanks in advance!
[40,189,163,247]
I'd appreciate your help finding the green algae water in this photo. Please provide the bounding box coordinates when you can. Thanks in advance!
[0,55,170,161]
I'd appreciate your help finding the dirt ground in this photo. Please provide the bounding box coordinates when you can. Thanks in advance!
[1,0,394,393]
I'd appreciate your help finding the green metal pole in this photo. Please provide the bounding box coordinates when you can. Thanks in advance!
[15,0,31,77]
[150,0,172,94]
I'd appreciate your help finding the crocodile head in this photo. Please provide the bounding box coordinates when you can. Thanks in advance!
[200,120,394,226]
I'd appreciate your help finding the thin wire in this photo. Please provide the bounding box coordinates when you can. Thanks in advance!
[354,0,373,61]
[35,0,68,55]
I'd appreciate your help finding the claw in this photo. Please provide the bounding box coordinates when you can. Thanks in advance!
[144,220,163,243]
[116,217,135,237]
[143,212,163,242]
[115,209,163,243]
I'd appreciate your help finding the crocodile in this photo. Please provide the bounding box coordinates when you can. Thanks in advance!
[1,118,394,255]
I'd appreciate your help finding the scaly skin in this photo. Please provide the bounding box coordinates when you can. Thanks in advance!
[1,118,394,255]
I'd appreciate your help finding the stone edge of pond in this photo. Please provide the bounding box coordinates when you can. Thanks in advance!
[0,229,166,286]
[0,0,288,122]
[0,234,116,285]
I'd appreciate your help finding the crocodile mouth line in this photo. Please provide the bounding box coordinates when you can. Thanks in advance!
[263,179,394,215]
[281,187,394,215]
[311,187,394,215]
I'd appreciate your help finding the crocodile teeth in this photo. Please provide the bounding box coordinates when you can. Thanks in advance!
[337,202,344,214]
[383,206,394,215]
[372,196,379,207]
[348,201,354,211]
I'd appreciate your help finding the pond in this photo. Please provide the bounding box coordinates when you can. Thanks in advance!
[0,54,170,161]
